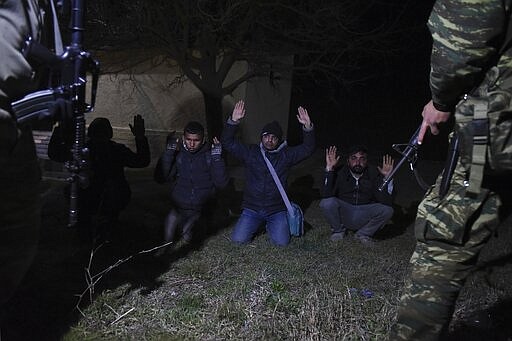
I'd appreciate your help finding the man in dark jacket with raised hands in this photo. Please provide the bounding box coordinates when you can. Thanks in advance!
[155,121,229,253]
[319,145,394,245]
[221,100,315,246]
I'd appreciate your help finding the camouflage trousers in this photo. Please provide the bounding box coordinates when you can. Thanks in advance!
[389,161,501,340]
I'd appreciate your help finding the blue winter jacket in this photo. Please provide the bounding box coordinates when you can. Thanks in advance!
[221,120,315,214]
[156,142,229,210]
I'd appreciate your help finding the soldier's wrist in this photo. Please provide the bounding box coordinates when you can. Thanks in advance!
[432,101,453,113]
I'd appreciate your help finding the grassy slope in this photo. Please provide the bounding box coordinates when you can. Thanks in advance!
[3,151,511,340]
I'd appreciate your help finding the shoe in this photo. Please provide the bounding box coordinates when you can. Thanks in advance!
[330,231,346,241]
[354,234,375,245]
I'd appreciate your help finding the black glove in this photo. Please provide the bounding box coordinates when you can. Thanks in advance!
[211,141,222,160]
[166,132,178,152]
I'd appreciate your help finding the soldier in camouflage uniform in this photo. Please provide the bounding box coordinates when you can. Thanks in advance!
[390,0,512,339]
[0,0,46,319]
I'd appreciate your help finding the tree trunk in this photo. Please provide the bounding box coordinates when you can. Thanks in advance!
[202,92,224,140]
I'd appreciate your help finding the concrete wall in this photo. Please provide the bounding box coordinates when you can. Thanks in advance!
[239,55,294,145]
[83,51,292,162]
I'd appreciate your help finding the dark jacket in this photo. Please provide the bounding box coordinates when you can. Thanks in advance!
[86,137,150,212]
[155,143,229,210]
[221,120,315,214]
[321,166,393,206]
[48,126,151,214]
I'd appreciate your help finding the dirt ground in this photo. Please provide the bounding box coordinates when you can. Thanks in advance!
[2,149,512,340]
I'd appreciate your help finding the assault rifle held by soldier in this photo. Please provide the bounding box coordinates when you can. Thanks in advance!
[378,125,429,192]
[11,0,100,227]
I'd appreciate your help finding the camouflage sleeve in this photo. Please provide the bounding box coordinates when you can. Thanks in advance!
[0,0,45,103]
[428,0,510,111]
[0,1,45,154]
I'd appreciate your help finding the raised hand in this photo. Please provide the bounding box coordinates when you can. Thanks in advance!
[297,106,312,129]
[231,100,246,122]
[325,146,340,171]
[211,136,222,158]
[129,114,145,138]
[378,154,394,178]
[166,131,179,152]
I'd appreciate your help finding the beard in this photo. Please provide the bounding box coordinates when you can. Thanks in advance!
[350,165,365,174]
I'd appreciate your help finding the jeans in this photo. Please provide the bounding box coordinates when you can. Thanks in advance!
[319,197,393,237]
[231,208,290,246]
[164,207,201,243]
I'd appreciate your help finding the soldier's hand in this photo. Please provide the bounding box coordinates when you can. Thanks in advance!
[129,114,145,138]
[418,100,450,144]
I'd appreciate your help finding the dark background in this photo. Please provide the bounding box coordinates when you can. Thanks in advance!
[287,0,448,161]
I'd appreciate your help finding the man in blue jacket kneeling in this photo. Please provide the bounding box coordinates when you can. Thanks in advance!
[221,100,315,246]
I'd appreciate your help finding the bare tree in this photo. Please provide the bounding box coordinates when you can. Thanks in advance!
[86,0,424,137]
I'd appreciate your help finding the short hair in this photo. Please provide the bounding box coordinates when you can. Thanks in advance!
[184,121,204,136]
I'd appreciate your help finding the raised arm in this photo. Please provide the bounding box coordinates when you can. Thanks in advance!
[231,100,246,123]
[375,154,394,204]
[377,154,394,179]
[154,132,179,183]
[321,146,339,198]
[221,100,251,161]
[124,114,150,168]
[286,106,315,165]
[210,136,229,189]
[325,145,340,172]
[297,106,313,130]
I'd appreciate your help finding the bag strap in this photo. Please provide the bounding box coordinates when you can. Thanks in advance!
[467,99,488,196]
[465,67,500,196]
[49,0,64,55]
[260,147,293,214]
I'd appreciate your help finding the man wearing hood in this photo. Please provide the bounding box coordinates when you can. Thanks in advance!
[319,145,394,244]
[221,100,315,246]
[154,121,229,252]
[48,115,151,241]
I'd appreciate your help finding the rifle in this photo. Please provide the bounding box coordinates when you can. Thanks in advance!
[378,125,429,192]
[12,0,100,227]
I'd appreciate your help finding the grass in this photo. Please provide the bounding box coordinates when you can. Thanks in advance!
[65,228,413,340]
[58,169,417,340]
[4,154,512,340]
